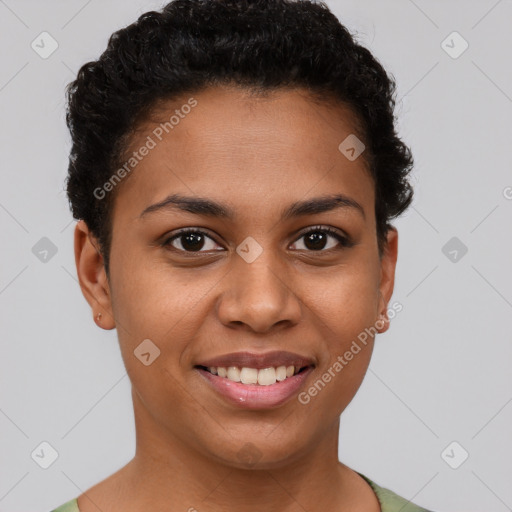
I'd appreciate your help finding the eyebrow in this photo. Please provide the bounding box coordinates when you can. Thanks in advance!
[139,193,365,221]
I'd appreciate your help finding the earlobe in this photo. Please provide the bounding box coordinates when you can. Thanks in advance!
[376,227,398,334]
[74,220,115,330]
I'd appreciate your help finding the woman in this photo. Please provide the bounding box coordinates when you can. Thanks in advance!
[52,0,433,510]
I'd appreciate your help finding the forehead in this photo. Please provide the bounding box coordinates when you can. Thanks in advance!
[112,85,374,221]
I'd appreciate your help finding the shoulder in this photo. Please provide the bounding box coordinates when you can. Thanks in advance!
[357,472,435,512]
[49,498,80,512]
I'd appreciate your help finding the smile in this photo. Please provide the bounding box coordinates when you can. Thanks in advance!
[196,365,309,386]
[194,350,316,408]
[195,365,314,409]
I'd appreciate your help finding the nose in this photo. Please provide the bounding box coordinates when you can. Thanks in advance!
[216,251,303,334]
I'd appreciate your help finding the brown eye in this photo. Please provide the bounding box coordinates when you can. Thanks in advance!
[175,231,205,251]
[163,229,223,253]
[303,231,331,251]
[290,226,353,252]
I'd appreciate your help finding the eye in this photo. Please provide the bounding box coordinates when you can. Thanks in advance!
[290,226,353,252]
[162,225,353,254]
[162,229,224,253]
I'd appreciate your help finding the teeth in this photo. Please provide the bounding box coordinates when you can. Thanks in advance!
[206,365,302,386]
[240,367,258,384]
[276,366,287,381]
[227,366,241,382]
[257,367,275,386]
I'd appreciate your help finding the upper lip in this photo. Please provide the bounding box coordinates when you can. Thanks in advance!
[195,350,316,370]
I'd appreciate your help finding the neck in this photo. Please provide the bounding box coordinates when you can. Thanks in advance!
[84,387,379,512]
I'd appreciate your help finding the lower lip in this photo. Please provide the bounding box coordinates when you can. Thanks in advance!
[196,366,314,409]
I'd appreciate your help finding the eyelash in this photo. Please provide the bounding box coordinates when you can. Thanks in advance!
[161,225,353,254]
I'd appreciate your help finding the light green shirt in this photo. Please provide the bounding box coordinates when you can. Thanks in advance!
[49,472,433,511]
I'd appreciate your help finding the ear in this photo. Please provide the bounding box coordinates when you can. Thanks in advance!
[74,220,115,330]
[376,227,398,334]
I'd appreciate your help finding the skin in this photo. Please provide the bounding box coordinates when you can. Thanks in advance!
[74,84,398,512]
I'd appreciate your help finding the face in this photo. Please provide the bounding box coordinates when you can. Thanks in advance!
[75,85,398,469]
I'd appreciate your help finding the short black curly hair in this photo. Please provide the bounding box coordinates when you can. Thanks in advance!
[65,0,414,279]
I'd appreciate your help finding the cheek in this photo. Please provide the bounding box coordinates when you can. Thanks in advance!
[306,264,380,335]
[298,276,378,417]
[300,262,379,408]
[109,257,215,376]
[299,349,373,424]
[111,254,206,332]
[110,265,199,419]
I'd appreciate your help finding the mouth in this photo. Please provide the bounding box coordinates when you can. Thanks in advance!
[194,364,312,386]
[193,351,316,409]
[195,350,315,376]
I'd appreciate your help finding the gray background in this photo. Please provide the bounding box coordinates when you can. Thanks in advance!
[1,1,511,510]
